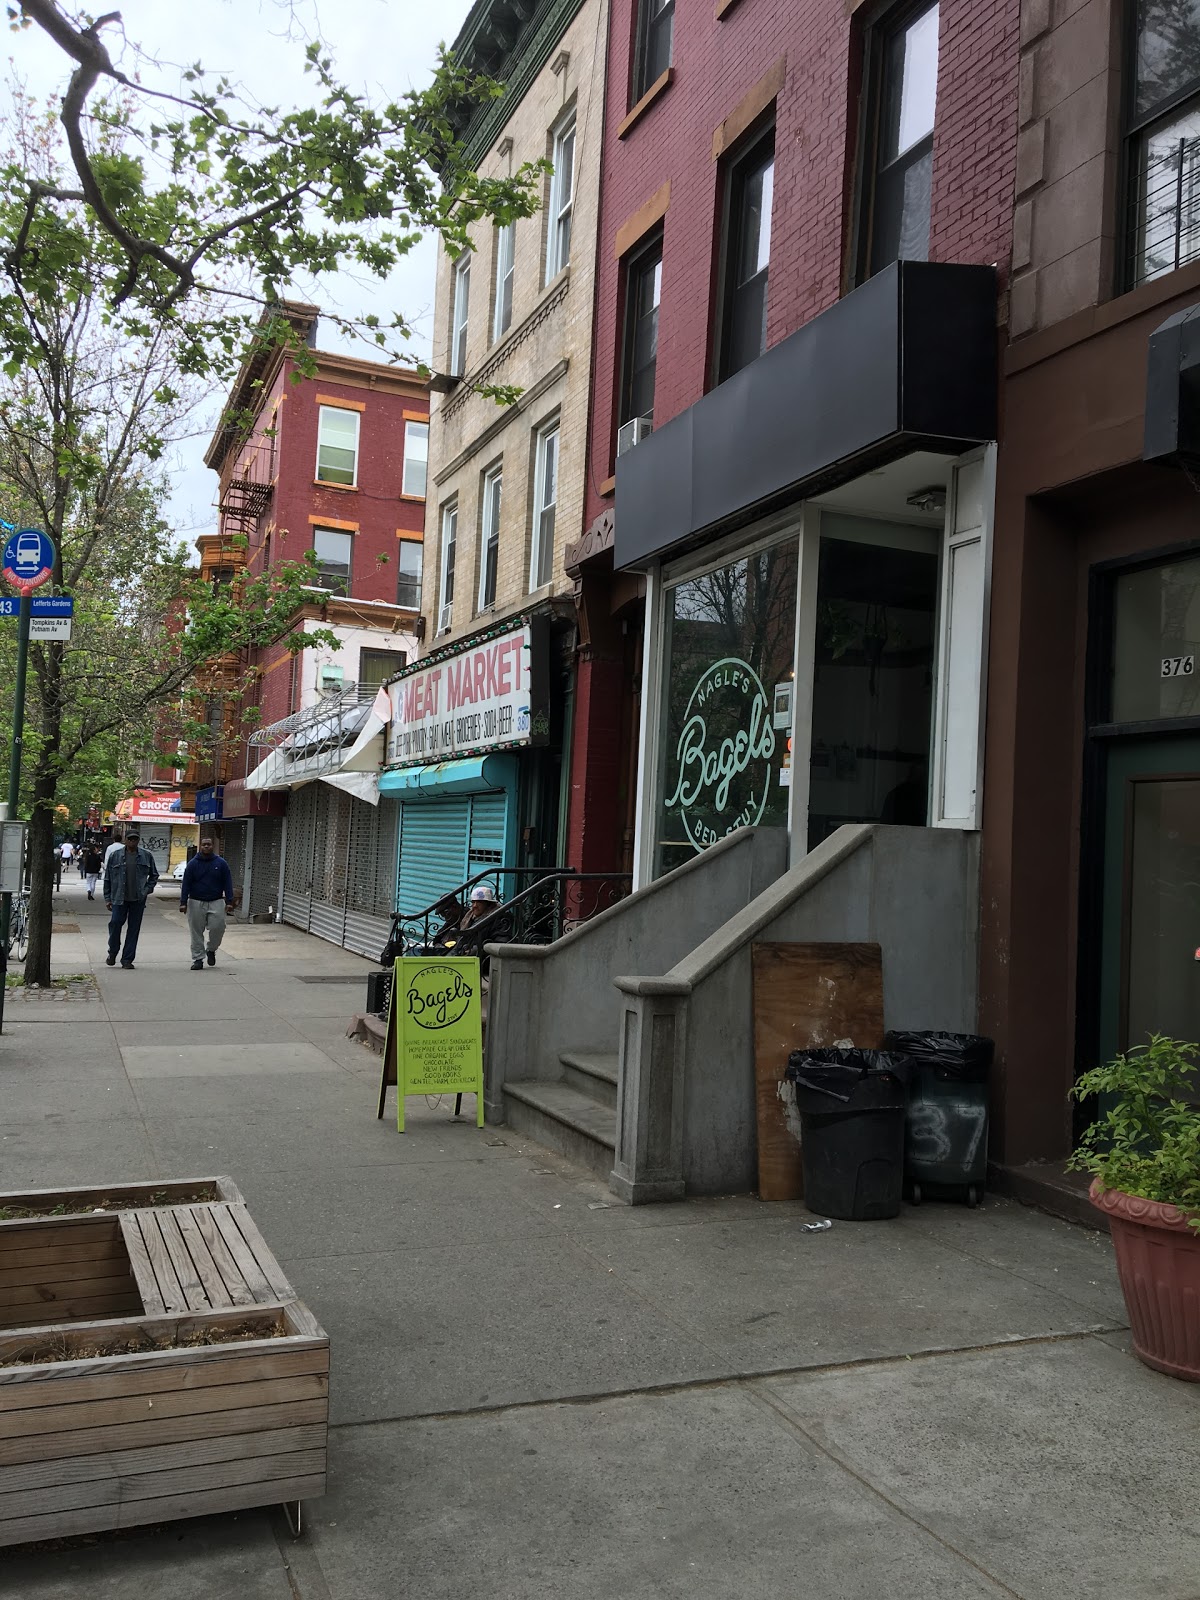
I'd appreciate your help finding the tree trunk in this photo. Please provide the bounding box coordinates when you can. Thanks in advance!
[23,768,55,987]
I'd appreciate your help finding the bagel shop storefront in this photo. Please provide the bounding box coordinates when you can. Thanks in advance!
[616,262,1001,884]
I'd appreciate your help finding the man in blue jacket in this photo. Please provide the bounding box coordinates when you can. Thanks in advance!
[179,836,235,970]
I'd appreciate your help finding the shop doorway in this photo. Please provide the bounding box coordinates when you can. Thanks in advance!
[807,515,940,850]
[1098,737,1200,1066]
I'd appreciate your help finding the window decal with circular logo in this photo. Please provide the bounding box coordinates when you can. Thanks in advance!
[663,656,777,853]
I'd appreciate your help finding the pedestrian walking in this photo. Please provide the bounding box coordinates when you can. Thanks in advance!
[179,836,234,970]
[77,840,87,879]
[82,842,102,900]
[102,828,159,969]
[51,841,62,890]
[59,839,74,878]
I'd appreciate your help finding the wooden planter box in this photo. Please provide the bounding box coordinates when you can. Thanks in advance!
[0,1178,327,1548]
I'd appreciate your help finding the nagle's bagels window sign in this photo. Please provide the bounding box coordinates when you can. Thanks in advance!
[386,618,550,766]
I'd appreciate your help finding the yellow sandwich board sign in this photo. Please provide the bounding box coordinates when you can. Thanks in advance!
[380,956,484,1131]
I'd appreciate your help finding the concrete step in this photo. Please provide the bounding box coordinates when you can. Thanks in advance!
[504,1079,617,1183]
[558,1049,619,1109]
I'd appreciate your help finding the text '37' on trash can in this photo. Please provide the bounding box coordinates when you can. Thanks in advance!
[785,1050,912,1221]
[885,1031,994,1207]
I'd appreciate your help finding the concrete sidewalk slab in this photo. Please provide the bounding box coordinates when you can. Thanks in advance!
[0,1116,158,1187]
[310,1388,1006,1600]
[130,1071,363,1120]
[0,1072,142,1123]
[576,1214,1122,1376]
[763,1337,1200,1600]
[110,1015,313,1048]
[120,1041,342,1077]
[0,1021,124,1077]
[286,1233,732,1426]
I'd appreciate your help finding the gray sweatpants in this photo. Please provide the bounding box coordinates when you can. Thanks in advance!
[187,899,227,962]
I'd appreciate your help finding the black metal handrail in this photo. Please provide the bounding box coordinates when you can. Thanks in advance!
[383,868,632,963]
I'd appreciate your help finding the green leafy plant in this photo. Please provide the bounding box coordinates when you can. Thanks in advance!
[1069,1034,1200,1231]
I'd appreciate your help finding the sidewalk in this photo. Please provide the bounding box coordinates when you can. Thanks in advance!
[2,878,1198,1599]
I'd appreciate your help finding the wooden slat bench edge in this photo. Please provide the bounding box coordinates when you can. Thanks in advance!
[0,1179,227,1218]
[0,1471,327,1548]
[0,1343,329,1414]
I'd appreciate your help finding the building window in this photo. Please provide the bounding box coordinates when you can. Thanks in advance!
[451,253,471,375]
[620,236,662,427]
[402,420,428,498]
[717,127,775,382]
[316,406,360,487]
[479,465,503,610]
[359,647,404,690]
[634,0,674,100]
[438,502,457,632]
[1127,4,1200,285]
[530,422,559,589]
[397,539,423,610]
[858,1,939,280]
[547,112,576,282]
[312,527,353,594]
[493,221,515,341]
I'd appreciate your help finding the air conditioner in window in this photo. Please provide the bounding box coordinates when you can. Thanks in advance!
[616,414,653,457]
[437,603,453,636]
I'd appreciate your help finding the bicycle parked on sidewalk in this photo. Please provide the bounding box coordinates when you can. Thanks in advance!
[7,889,28,960]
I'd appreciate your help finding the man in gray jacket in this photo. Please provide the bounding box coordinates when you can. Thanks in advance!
[102,829,159,969]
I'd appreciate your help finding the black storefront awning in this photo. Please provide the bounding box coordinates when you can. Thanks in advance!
[614,260,997,571]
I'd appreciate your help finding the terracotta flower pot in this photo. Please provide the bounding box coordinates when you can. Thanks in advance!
[1089,1179,1200,1381]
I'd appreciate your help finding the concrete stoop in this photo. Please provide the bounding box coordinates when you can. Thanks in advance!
[503,1050,618,1183]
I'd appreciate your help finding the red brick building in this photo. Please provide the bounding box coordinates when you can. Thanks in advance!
[565,0,1020,879]
[190,305,428,949]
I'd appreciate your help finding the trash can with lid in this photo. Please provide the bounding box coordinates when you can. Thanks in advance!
[784,1049,912,1221]
[885,1031,994,1207]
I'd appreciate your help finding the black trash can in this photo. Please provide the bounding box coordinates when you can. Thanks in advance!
[885,1031,994,1207]
[785,1050,912,1221]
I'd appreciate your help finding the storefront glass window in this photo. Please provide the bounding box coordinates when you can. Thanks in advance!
[656,536,798,878]
[1111,555,1200,722]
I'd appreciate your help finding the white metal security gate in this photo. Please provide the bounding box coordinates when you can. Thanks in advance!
[280,785,397,957]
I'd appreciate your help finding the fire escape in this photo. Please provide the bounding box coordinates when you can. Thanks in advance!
[181,442,276,804]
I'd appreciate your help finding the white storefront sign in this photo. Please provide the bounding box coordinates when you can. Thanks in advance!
[386,623,545,766]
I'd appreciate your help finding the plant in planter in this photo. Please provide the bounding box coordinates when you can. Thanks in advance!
[1069,1034,1200,1381]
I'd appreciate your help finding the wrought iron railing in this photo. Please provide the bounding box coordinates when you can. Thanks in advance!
[384,868,633,964]
[1130,130,1200,287]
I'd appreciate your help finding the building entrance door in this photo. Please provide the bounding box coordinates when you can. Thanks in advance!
[1098,736,1200,1066]
[806,515,940,850]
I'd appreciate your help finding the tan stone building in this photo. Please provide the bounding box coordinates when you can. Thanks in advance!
[378,0,610,905]
[422,0,605,644]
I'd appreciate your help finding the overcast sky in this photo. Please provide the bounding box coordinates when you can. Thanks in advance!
[11,0,474,539]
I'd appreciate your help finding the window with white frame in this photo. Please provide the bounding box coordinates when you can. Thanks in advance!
[479,465,503,610]
[312,527,353,594]
[438,502,457,631]
[492,221,515,342]
[397,539,423,609]
[316,406,360,486]
[546,113,576,282]
[451,253,471,375]
[402,419,428,498]
[530,421,559,589]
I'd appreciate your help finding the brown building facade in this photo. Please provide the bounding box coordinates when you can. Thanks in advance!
[987,0,1200,1180]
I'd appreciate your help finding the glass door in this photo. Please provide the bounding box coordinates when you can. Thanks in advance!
[1098,736,1200,1065]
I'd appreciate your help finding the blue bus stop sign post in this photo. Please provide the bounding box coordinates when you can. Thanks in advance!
[0,524,57,1033]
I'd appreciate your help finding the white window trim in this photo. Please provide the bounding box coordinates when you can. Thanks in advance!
[546,112,576,283]
[492,221,515,343]
[402,419,428,499]
[315,405,360,488]
[478,465,503,610]
[312,525,354,591]
[397,539,423,610]
[451,254,471,376]
[438,502,458,630]
[529,420,560,590]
